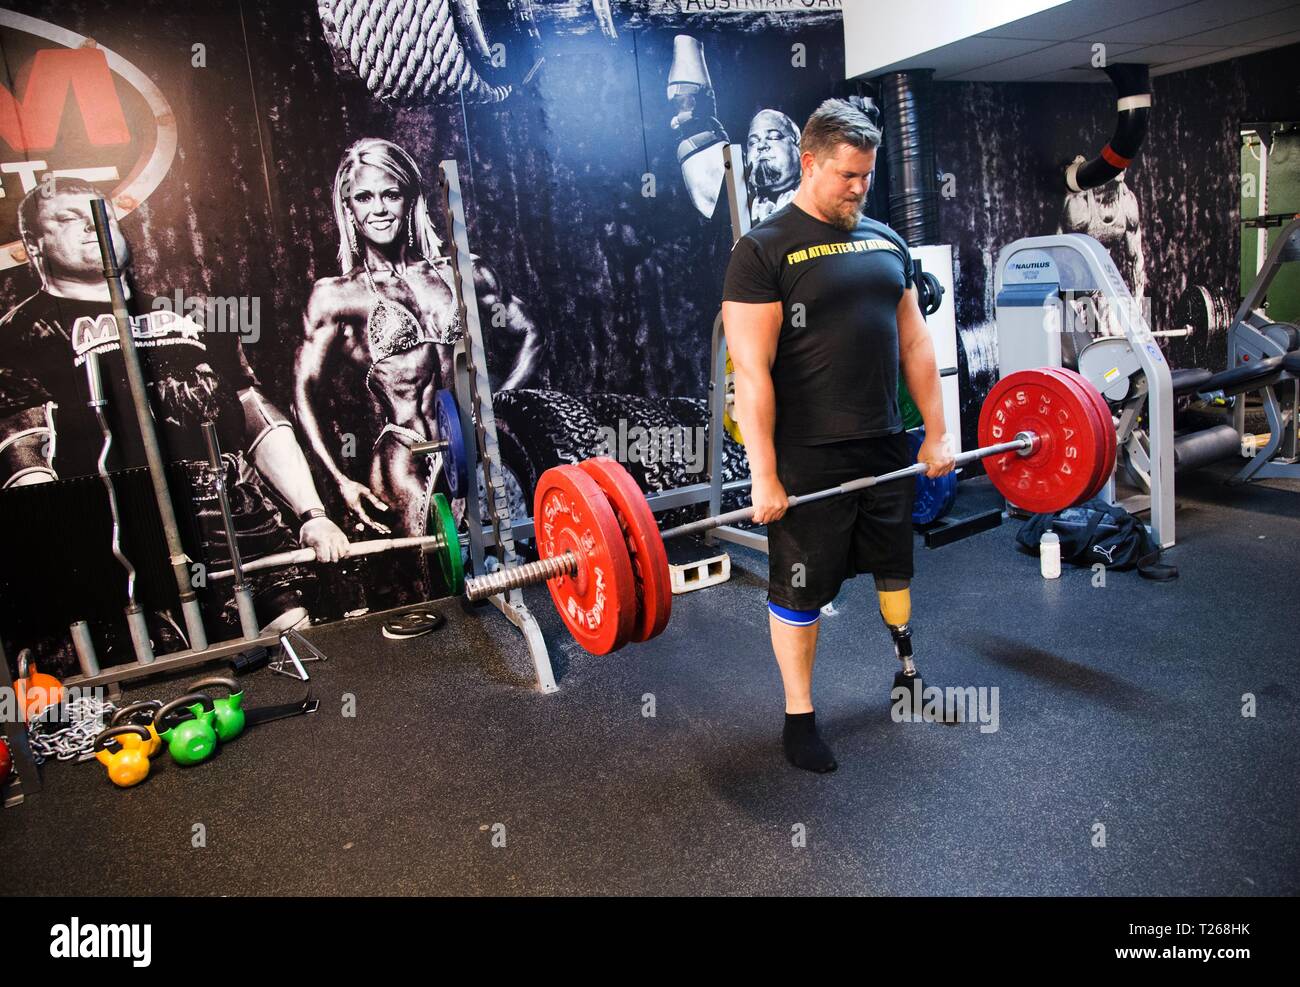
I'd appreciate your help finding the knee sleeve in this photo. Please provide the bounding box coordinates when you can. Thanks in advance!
[768,601,820,627]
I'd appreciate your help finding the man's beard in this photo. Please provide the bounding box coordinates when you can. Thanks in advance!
[751,156,798,193]
[825,198,865,232]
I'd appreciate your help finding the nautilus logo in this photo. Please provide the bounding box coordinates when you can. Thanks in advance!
[0,10,177,272]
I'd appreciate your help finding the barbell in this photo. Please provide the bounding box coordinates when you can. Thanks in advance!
[207,368,1115,658]
[459,366,1117,655]
[209,491,465,594]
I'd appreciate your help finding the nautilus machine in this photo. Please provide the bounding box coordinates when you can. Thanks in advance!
[994,220,1300,549]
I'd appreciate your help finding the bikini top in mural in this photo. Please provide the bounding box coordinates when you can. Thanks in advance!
[361,260,462,367]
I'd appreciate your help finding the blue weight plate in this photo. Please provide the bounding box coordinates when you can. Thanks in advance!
[435,389,468,499]
[907,428,958,526]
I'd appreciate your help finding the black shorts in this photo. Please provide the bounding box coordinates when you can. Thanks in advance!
[766,432,915,611]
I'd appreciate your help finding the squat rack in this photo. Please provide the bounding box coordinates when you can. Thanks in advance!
[436,155,756,692]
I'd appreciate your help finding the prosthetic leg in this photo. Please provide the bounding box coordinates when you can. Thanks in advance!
[876,577,919,693]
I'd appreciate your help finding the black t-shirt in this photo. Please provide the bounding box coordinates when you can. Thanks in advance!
[0,289,256,479]
[722,202,913,445]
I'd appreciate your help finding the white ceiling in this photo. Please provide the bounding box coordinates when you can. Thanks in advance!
[843,0,1300,83]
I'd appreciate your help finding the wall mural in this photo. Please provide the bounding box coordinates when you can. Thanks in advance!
[1,0,1292,674]
[0,0,850,672]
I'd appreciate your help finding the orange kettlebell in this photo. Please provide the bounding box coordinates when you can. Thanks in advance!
[15,650,63,721]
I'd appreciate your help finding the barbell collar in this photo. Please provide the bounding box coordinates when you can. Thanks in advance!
[464,551,577,602]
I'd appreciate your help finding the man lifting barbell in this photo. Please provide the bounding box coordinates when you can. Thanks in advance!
[721,99,956,773]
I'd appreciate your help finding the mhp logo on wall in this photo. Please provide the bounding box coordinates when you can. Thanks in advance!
[0,9,176,271]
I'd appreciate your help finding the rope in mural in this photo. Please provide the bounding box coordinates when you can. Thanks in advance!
[318,0,511,103]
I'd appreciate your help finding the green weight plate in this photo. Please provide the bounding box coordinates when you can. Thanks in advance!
[430,492,464,595]
[898,376,923,430]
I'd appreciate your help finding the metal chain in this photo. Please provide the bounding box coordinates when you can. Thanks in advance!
[28,697,118,764]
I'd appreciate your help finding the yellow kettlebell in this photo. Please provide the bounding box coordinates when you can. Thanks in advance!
[93,725,154,788]
[110,701,164,758]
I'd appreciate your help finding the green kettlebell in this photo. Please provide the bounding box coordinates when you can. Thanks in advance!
[192,676,246,742]
[154,693,218,766]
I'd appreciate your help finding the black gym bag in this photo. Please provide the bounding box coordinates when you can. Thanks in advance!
[1015,498,1178,580]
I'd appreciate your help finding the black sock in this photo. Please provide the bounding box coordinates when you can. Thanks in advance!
[782,711,837,773]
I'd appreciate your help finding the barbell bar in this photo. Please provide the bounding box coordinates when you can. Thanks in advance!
[207,367,1114,659]
[658,433,1032,541]
[463,432,1032,603]
[209,492,465,594]
[462,366,1116,655]
[210,535,448,581]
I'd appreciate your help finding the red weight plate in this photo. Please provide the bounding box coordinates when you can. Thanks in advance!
[533,465,637,655]
[578,457,673,642]
[1055,366,1118,498]
[1039,367,1107,501]
[978,369,1103,513]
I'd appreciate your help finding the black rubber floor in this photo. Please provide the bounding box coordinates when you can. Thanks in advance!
[3,465,1297,896]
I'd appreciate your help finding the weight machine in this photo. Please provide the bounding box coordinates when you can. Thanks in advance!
[994,222,1300,551]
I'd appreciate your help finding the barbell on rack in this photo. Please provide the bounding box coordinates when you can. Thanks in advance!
[460,367,1118,656]
[209,492,466,595]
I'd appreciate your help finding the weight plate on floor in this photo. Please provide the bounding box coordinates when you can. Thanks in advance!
[578,456,672,642]
[906,428,958,525]
[382,609,446,640]
[435,389,468,500]
[429,492,464,595]
[534,465,637,655]
[978,368,1106,514]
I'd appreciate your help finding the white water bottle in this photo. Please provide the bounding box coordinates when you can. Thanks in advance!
[1040,531,1061,579]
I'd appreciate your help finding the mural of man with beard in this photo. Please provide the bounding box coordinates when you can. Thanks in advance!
[747,109,803,224]
[296,138,540,544]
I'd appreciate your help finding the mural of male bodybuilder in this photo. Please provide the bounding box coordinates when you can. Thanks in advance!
[0,178,349,641]
[667,35,803,225]
[1058,160,1148,332]
[296,138,540,542]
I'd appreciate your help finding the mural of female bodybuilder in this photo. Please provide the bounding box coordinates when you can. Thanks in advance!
[296,138,541,541]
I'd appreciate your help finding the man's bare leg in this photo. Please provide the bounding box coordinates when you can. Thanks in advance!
[769,613,819,713]
[769,606,836,773]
